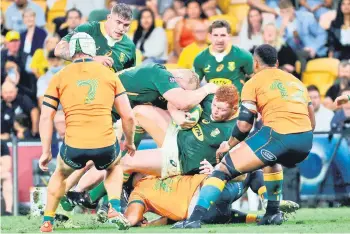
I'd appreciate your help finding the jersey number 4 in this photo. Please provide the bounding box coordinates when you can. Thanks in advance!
[77,79,98,104]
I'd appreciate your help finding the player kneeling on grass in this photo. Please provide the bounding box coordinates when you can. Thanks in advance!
[173,44,316,229]
[38,32,136,232]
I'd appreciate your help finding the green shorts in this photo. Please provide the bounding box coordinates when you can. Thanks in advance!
[245,126,313,168]
[60,142,120,170]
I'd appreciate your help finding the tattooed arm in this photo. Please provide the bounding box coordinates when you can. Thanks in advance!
[54,40,72,61]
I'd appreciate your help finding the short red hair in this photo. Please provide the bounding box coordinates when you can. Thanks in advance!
[215,84,239,108]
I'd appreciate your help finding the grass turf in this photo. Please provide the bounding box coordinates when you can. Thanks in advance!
[1,207,350,233]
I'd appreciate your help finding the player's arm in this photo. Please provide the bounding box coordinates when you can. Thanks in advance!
[143,217,169,227]
[124,202,145,226]
[114,77,136,154]
[168,102,196,129]
[247,0,279,16]
[163,84,217,111]
[308,102,316,131]
[38,76,60,171]
[193,54,205,81]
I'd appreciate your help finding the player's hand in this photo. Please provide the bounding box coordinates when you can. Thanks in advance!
[93,56,114,67]
[216,141,230,163]
[204,83,218,95]
[199,159,214,175]
[39,152,52,172]
[304,47,316,58]
[122,141,136,156]
[179,113,197,129]
[334,95,349,108]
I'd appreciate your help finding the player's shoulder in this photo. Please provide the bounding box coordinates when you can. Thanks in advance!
[194,48,210,65]
[121,35,136,48]
[231,45,253,60]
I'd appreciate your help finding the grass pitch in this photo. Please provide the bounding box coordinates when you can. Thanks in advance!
[1,208,350,233]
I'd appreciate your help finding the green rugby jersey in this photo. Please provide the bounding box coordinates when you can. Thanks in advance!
[118,63,179,108]
[194,45,253,96]
[177,95,237,174]
[63,21,136,72]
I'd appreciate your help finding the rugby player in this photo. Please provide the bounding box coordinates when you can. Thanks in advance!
[173,44,315,229]
[54,3,136,72]
[38,32,136,232]
[194,20,253,92]
[335,94,350,107]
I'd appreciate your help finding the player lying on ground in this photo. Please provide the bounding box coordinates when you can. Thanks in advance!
[172,44,316,229]
[123,161,298,228]
[38,32,136,232]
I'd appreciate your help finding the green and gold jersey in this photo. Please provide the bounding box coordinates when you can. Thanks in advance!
[118,63,179,108]
[177,95,237,174]
[194,45,253,96]
[63,21,136,72]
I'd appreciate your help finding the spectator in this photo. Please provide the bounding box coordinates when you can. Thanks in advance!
[57,8,82,39]
[1,12,9,38]
[158,0,174,15]
[239,7,264,51]
[178,21,208,69]
[257,23,299,76]
[324,60,350,110]
[30,35,60,79]
[174,0,206,56]
[299,0,333,20]
[65,0,105,19]
[308,85,334,132]
[331,88,350,144]
[1,31,25,84]
[173,0,186,17]
[13,113,33,140]
[20,8,47,74]
[247,0,280,17]
[5,0,45,33]
[328,0,350,60]
[0,141,13,216]
[162,7,178,28]
[201,0,220,17]
[133,8,168,64]
[277,0,327,73]
[146,0,161,19]
[1,81,39,139]
[36,50,64,108]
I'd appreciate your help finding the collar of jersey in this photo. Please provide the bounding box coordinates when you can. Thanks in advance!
[208,44,232,56]
[100,22,123,45]
[73,58,93,63]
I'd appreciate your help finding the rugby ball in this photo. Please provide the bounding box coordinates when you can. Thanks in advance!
[187,104,203,123]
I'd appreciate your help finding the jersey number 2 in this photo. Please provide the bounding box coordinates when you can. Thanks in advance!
[77,79,98,104]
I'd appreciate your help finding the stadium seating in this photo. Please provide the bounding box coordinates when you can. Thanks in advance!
[228,3,250,25]
[164,63,180,69]
[166,29,174,53]
[302,58,340,97]
[47,0,67,33]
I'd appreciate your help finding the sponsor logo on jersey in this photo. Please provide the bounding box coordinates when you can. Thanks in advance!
[192,124,204,141]
[209,78,232,86]
[260,149,277,162]
[96,46,101,51]
[210,128,220,137]
[169,76,176,83]
[202,119,210,124]
[105,50,113,57]
[228,62,235,71]
[170,160,177,167]
[119,52,125,63]
[216,64,224,72]
[204,64,211,73]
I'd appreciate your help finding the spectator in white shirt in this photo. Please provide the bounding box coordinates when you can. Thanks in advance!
[132,8,168,64]
[308,85,334,132]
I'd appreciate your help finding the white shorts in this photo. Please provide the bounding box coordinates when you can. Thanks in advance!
[160,122,182,179]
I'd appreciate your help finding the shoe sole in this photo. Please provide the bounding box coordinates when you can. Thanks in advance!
[108,216,130,230]
[96,210,108,223]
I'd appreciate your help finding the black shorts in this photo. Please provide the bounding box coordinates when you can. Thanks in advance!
[1,141,10,157]
[60,142,120,170]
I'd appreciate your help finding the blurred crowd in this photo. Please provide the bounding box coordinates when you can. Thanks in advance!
[1,0,350,142]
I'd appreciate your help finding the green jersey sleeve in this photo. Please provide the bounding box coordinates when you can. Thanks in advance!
[62,22,95,42]
[193,53,205,81]
[241,49,254,77]
[154,65,180,95]
[201,95,213,116]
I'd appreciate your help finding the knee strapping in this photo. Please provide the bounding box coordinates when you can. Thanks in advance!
[222,153,243,179]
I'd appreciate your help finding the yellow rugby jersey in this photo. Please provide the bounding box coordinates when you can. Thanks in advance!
[241,68,312,134]
[43,59,126,148]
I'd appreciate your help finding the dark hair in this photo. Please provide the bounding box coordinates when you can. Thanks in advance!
[133,8,155,53]
[185,0,207,19]
[111,3,133,20]
[278,0,294,9]
[331,0,345,28]
[307,85,320,93]
[247,7,262,40]
[209,20,231,34]
[48,49,58,59]
[66,8,82,19]
[254,44,278,67]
